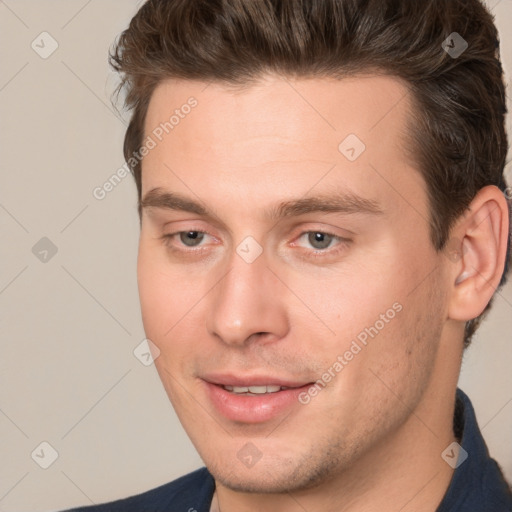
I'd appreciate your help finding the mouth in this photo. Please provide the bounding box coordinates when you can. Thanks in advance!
[202,375,314,423]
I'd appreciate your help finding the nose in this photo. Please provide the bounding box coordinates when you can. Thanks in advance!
[205,245,289,347]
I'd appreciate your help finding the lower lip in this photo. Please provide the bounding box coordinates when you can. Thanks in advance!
[204,381,312,423]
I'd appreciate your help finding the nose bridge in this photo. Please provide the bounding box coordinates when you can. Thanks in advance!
[205,245,288,346]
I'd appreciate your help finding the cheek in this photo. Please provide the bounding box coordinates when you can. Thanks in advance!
[358,268,445,396]
[137,248,197,409]
[137,241,186,342]
[286,261,403,343]
[297,248,438,382]
[137,239,213,375]
[137,265,170,339]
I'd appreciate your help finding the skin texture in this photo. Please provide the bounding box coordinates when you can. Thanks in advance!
[137,74,509,512]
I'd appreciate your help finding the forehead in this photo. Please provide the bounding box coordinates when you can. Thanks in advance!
[144,73,413,153]
[141,74,425,219]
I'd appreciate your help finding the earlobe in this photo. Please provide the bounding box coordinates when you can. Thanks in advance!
[447,186,509,322]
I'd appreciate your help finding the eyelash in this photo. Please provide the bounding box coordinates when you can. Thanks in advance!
[159,229,350,259]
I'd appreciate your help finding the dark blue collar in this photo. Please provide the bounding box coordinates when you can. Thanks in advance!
[436,388,512,511]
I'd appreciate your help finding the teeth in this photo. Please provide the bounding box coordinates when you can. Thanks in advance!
[249,385,281,394]
[224,384,284,394]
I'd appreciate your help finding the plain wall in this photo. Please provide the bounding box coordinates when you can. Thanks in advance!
[0,1,511,510]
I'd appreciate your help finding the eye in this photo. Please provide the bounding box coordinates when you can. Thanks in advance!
[159,228,349,260]
[160,230,212,251]
[296,231,339,250]
[290,230,351,260]
[304,231,336,250]
[178,231,205,247]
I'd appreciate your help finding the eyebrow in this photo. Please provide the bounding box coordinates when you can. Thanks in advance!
[140,187,384,221]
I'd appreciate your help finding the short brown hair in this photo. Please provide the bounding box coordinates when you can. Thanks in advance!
[110,0,510,347]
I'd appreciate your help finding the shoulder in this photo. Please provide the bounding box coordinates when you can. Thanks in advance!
[60,467,215,512]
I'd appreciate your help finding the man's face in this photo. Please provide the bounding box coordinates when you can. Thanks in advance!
[138,75,451,492]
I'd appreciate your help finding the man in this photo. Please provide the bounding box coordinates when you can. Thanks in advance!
[64,0,512,510]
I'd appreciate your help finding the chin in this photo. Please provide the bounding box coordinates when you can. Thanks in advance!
[206,452,340,494]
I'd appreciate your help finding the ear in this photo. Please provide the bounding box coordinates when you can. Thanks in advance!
[447,185,510,322]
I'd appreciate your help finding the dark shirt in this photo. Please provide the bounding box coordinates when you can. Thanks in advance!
[61,388,512,512]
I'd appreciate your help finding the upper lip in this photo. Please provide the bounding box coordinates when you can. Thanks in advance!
[201,373,312,388]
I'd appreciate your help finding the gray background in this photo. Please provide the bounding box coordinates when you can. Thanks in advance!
[0,1,511,511]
